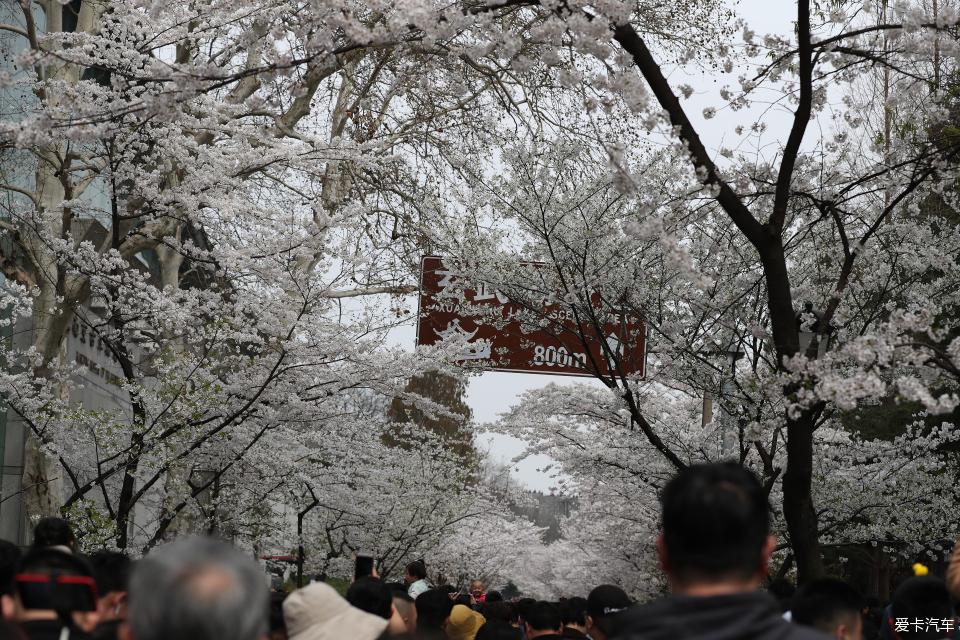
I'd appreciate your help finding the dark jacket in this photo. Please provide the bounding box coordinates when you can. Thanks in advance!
[92,620,121,640]
[609,591,832,640]
[562,629,588,639]
[20,620,94,640]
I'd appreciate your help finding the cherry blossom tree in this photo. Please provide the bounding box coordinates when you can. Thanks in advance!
[410,0,960,586]
[4,0,959,590]
[0,0,736,557]
[0,0,519,549]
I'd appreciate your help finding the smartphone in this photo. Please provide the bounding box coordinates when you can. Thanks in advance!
[354,554,374,580]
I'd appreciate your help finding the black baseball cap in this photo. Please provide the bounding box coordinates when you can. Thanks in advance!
[587,585,631,619]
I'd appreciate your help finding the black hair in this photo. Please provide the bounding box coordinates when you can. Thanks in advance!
[891,577,952,639]
[88,550,132,595]
[524,601,561,633]
[481,601,515,624]
[347,577,393,620]
[514,597,536,622]
[0,539,22,596]
[661,462,769,581]
[485,590,503,603]
[415,588,455,631]
[268,591,286,633]
[454,593,471,607]
[405,560,427,581]
[476,620,522,640]
[392,590,414,604]
[791,578,864,633]
[15,548,98,631]
[31,518,76,549]
[560,596,588,627]
[386,582,410,596]
[767,578,796,612]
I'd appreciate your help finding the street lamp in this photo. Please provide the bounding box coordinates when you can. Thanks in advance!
[724,336,745,378]
[719,336,744,458]
[796,302,833,359]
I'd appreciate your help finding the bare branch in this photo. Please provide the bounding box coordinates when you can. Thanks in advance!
[323,285,417,299]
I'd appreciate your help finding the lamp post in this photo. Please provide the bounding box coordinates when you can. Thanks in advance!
[719,336,745,458]
[700,336,745,457]
[796,302,833,359]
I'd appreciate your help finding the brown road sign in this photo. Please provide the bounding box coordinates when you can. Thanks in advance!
[415,256,646,378]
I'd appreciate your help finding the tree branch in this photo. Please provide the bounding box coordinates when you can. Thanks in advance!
[611,23,766,247]
[770,0,812,232]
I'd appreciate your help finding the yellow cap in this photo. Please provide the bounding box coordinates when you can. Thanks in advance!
[446,604,486,640]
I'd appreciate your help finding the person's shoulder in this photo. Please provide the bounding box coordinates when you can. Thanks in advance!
[614,619,833,640]
[782,624,835,640]
[610,592,834,640]
[20,621,97,640]
[610,596,675,626]
[606,599,680,639]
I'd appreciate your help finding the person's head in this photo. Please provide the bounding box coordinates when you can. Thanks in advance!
[791,578,864,640]
[283,581,388,640]
[386,582,408,595]
[454,593,472,607]
[767,578,795,612]
[513,598,535,626]
[470,580,486,598]
[89,550,132,624]
[475,619,522,640]
[392,591,416,634]
[890,577,955,639]
[348,577,409,636]
[348,577,393,620]
[268,591,287,640]
[559,596,587,632]
[447,604,486,640]
[5,547,99,633]
[414,588,454,633]
[31,518,77,552]
[659,462,773,594]
[523,601,561,639]
[120,537,267,640]
[586,585,631,640]
[480,601,513,624]
[0,539,22,608]
[404,560,426,586]
[485,590,502,603]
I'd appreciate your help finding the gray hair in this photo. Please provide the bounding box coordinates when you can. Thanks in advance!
[127,537,267,640]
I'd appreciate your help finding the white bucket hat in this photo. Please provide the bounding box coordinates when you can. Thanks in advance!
[284,582,389,640]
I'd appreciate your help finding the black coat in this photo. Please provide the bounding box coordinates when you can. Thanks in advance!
[609,592,833,640]
[20,621,94,640]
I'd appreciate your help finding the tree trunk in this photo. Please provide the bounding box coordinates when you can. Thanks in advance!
[782,411,824,583]
[760,246,824,583]
[20,157,69,525]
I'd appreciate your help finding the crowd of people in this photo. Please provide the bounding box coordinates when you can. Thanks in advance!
[1,463,959,640]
